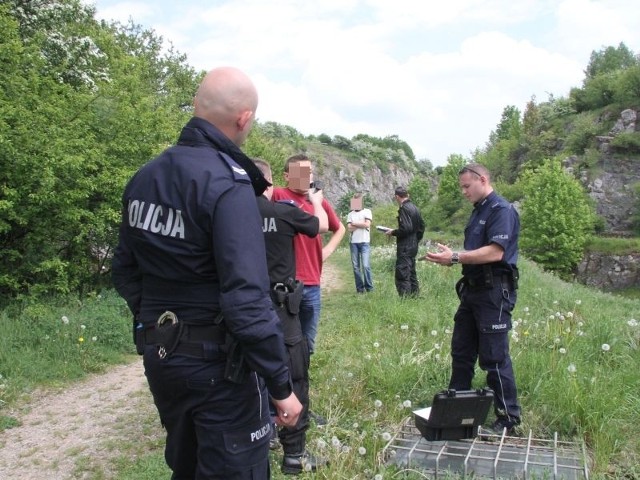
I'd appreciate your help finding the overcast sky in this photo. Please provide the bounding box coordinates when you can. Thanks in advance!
[87,0,640,166]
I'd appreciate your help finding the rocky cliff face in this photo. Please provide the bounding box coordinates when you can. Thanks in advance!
[304,144,416,206]
[565,108,639,234]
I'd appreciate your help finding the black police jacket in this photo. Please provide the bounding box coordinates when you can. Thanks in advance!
[112,116,291,399]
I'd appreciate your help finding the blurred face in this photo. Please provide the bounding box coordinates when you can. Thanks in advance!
[285,161,313,194]
[459,171,486,204]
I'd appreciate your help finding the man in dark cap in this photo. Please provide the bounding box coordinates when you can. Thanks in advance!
[385,186,425,297]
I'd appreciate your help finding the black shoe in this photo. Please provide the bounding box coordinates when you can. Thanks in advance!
[487,416,521,436]
[308,410,327,426]
[281,450,328,475]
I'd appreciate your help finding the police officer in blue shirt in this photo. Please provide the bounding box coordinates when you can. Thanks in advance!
[424,163,521,434]
[112,67,302,479]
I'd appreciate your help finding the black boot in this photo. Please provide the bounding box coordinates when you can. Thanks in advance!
[281,450,328,475]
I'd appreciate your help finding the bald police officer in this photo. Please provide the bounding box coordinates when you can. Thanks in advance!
[112,67,301,479]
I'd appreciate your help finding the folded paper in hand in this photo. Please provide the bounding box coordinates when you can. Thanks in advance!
[376,226,392,233]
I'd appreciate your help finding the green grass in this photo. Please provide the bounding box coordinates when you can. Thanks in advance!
[1,247,639,478]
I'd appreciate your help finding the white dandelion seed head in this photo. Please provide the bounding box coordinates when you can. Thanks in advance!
[555,312,562,318]
[347,372,353,378]
[549,315,555,320]
[373,342,380,348]
[628,319,638,327]
[553,300,559,305]
[523,306,529,313]
[559,348,567,354]
[434,343,441,350]
[91,336,97,341]
[375,475,384,480]
[566,311,574,318]
[331,436,341,447]
[559,315,566,321]
[80,324,86,330]
[352,422,359,429]
[365,354,371,360]
[403,400,412,408]
[578,321,584,327]
[564,328,571,334]
[577,330,585,336]
[435,354,441,361]
[554,337,561,344]
[61,316,69,324]
[371,410,378,419]
[374,399,383,408]
[304,463,313,472]
[358,446,367,455]
[341,445,351,453]
[445,328,452,334]
[331,377,337,382]
[601,343,611,352]
[316,439,327,450]
[575,299,582,305]
[400,324,409,330]
[430,330,438,336]
[513,320,519,328]
[381,432,392,441]
[567,363,577,373]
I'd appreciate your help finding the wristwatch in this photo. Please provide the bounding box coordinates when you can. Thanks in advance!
[450,252,460,264]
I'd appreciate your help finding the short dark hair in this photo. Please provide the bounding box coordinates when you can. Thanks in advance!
[459,163,490,181]
[394,186,408,197]
[284,154,310,172]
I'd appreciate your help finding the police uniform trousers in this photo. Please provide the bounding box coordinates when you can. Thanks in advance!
[144,345,272,479]
[271,300,310,454]
[449,278,521,420]
[395,242,419,296]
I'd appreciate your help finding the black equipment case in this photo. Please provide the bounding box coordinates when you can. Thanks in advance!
[414,388,493,441]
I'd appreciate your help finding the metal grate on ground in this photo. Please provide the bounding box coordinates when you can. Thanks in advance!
[382,417,590,479]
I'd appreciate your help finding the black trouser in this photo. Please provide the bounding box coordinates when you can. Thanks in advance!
[395,243,419,296]
[144,348,271,479]
[449,277,521,421]
[271,297,310,455]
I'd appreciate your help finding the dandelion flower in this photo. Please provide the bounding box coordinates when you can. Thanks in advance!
[341,445,351,453]
[365,354,371,360]
[374,399,383,408]
[566,312,574,318]
[554,337,561,344]
[403,400,412,408]
[628,319,638,327]
[445,328,452,334]
[316,439,327,450]
[523,306,529,313]
[347,372,353,378]
[331,436,341,448]
[601,343,610,352]
[400,324,408,330]
[80,324,86,330]
[373,342,380,348]
[435,354,441,361]
[358,446,367,455]
[567,363,577,373]
[92,336,97,341]
[430,330,438,336]
[549,315,555,320]
[61,316,69,324]
[381,432,392,441]
[78,337,84,343]
[371,411,378,418]
[559,348,567,354]
[304,463,313,472]
[575,299,582,305]
[375,475,383,480]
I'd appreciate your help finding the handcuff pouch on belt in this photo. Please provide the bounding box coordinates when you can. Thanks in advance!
[154,310,183,359]
[272,278,304,316]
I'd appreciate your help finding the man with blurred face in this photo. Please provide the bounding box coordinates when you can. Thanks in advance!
[272,155,346,354]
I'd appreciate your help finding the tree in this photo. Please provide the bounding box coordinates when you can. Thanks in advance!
[520,160,595,276]
[584,42,638,80]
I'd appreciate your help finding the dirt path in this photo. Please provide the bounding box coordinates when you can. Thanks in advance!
[0,261,344,479]
[0,360,153,479]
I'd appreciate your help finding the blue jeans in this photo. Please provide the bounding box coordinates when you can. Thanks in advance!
[299,285,321,353]
[350,242,373,292]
